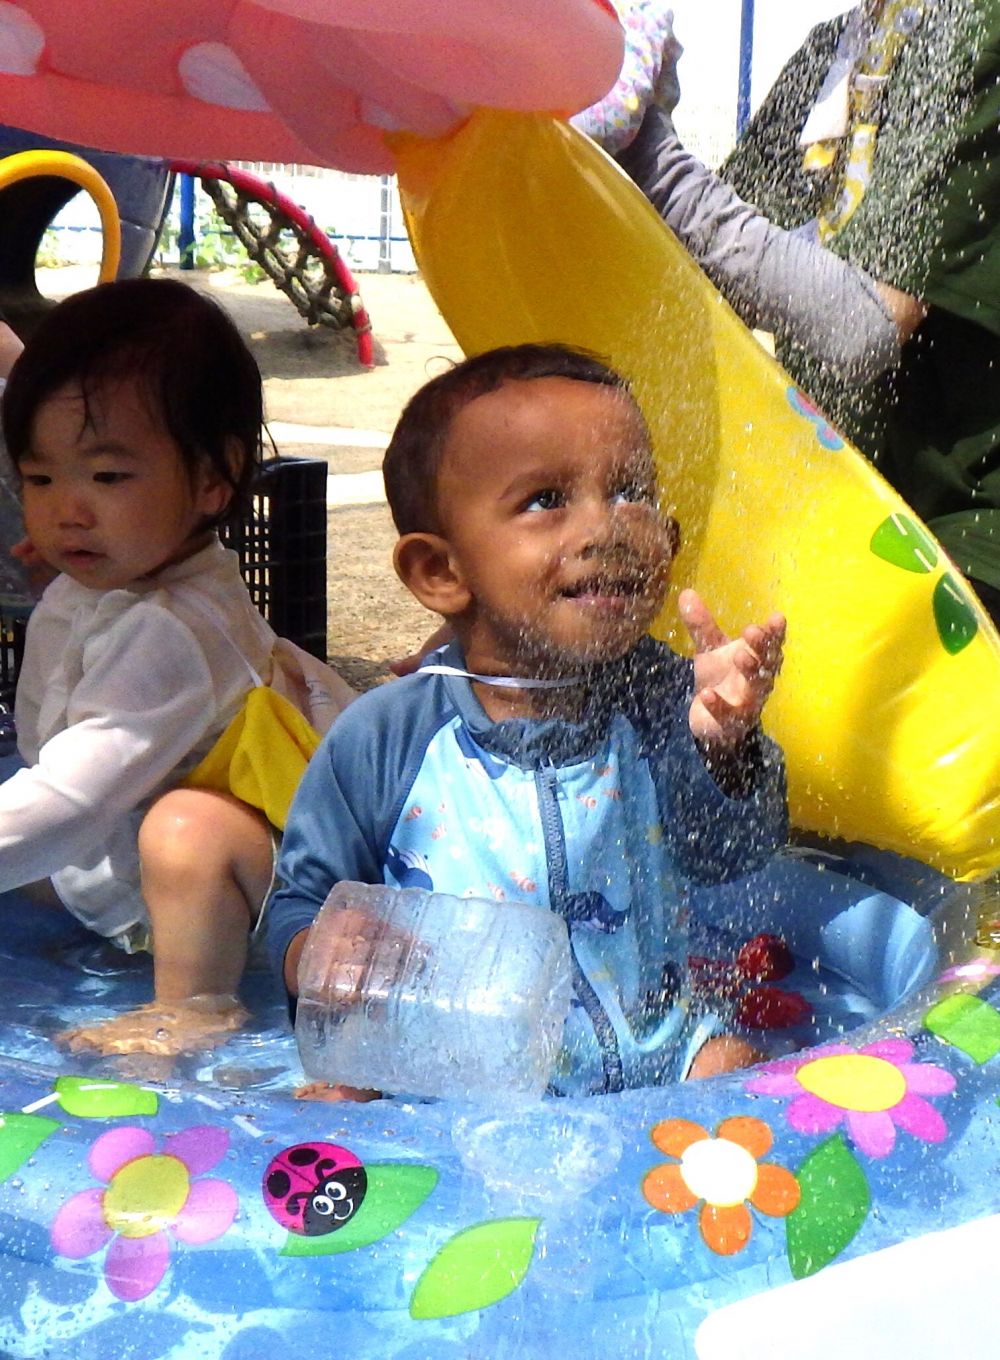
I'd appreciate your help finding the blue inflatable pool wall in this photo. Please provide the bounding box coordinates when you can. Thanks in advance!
[1,846,999,1360]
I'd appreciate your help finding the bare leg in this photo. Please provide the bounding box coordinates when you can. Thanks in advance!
[687,1034,762,1080]
[62,789,275,1057]
[139,788,274,1000]
[295,1082,382,1104]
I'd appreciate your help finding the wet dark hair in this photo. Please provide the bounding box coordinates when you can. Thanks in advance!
[382,342,646,534]
[1,276,263,526]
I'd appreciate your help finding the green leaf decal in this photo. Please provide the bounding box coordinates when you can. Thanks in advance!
[55,1076,159,1119]
[410,1217,540,1320]
[786,1135,870,1279]
[0,1113,60,1181]
[925,994,1000,1064]
[933,574,978,655]
[280,1163,438,1258]
[869,515,938,574]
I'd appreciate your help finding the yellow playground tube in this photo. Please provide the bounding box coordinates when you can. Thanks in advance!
[0,149,121,283]
[395,110,1000,882]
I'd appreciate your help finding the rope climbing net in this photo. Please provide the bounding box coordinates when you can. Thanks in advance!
[170,160,373,365]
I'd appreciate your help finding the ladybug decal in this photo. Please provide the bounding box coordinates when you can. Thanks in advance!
[263,1141,367,1236]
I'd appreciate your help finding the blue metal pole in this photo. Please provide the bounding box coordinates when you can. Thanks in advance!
[737,0,755,137]
[178,173,196,269]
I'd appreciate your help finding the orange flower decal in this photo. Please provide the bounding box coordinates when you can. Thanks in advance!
[642,1116,799,1256]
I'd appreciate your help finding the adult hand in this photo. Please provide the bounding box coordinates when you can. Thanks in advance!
[655,8,683,119]
[389,621,453,677]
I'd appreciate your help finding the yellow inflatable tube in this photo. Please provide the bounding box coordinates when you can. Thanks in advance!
[395,110,1000,881]
[0,149,121,283]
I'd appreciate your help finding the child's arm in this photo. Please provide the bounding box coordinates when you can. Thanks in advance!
[266,690,407,999]
[267,698,414,1104]
[0,600,223,897]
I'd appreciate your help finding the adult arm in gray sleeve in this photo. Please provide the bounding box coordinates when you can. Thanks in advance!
[617,106,915,385]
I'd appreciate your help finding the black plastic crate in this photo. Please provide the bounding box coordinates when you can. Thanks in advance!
[222,454,329,661]
[0,609,26,712]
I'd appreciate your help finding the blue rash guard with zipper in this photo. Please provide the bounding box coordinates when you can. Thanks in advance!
[267,637,787,1095]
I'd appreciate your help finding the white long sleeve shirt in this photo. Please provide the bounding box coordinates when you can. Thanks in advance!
[3,538,277,938]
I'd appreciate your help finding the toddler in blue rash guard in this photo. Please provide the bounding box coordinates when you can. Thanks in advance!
[268,344,788,1099]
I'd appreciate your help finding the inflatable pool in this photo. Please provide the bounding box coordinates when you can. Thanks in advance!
[0,5,998,1357]
[1,848,999,1360]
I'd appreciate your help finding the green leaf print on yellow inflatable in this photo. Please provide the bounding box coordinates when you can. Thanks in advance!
[786,1134,870,1279]
[933,575,978,655]
[0,1112,59,1182]
[870,514,939,574]
[55,1075,159,1119]
[409,1217,541,1319]
[869,521,976,653]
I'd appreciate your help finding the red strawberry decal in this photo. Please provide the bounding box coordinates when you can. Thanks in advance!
[690,933,810,1030]
[735,933,795,983]
[735,985,812,1029]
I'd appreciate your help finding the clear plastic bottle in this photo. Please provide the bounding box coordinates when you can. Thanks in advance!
[294,881,573,1101]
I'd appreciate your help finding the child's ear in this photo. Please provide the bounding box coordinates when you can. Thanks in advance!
[196,471,233,520]
[195,438,242,519]
[394,533,471,616]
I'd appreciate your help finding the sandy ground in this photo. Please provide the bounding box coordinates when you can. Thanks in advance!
[156,264,464,690]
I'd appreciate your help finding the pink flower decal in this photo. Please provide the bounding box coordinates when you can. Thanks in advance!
[51,1125,237,1300]
[939,958,1000,984]
[745,1039,956,1159]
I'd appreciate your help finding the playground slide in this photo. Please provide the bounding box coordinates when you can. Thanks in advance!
[394,109,1000,881]
[0,126,172,337]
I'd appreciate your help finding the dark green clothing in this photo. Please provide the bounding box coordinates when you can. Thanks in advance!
[723,0,1000,590]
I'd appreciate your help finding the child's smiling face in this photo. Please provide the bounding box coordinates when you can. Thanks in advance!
[435,376,678,672]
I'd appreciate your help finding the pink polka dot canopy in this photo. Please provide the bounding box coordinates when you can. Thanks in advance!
[0,0,623,171]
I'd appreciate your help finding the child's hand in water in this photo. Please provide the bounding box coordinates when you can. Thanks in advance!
[58,995,248,1058]
[679,588,785,749]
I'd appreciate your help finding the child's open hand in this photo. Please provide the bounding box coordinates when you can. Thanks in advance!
[680,588,785,748]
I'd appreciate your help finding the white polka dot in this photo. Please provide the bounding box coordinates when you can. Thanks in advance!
[0,3,45,76]
[359,100,402,133]
[177,42,270,112]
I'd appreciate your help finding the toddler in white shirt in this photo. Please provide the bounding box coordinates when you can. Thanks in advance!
[0,277,350,1054]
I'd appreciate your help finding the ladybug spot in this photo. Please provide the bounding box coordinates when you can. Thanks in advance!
[266,1168,291,1198]
[288,1146,321,1166]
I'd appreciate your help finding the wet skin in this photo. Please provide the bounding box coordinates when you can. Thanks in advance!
[430,376,678,680]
